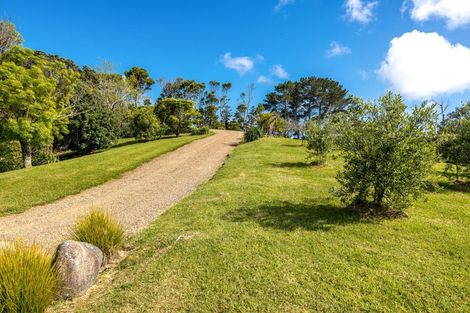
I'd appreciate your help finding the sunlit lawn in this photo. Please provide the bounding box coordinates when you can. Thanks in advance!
[0,134,209,216]
[61,138,470,312]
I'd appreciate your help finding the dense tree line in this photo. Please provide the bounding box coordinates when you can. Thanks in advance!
[0,21,246,172]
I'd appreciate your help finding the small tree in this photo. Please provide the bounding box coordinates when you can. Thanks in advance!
[130,106,162,140]
[335,92,437,215]
[67,94,119,154]
[440,103,470,182]
[0,47,77,167]
[0,20,23,55]
[305,118,333,165]
[124,66,155,107]
[155,98,196,136]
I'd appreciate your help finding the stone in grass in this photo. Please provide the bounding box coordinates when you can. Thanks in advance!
[54,240,104,299]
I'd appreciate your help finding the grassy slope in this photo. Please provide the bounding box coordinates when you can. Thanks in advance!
[65,138,469,312]
[0,134,208,216]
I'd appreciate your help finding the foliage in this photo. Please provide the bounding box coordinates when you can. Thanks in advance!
[0,20,23,55]
[66,138,470,313]
[0,141,21,173]
[130,106,163,140]
[257,112,286,136]
[219,83,232,129]
[440,102,470,182]
[335,92,437,214]
[159,78,205,101]
[94,63,132,135]
[234,103,248,130]
[305,118,333,165]
[155,98,197,136]
[66,77,119,154]
[71,209,125,257]
[0,46,78,167]
[244,127,263,142]
[31,143,57,166]
[190,126,210,136]
[124,66,154,106]
[264,77,353,137]
[0,241,58,313]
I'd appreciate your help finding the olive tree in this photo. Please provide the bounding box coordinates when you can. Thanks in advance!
[440,102,470,181]
[335,92,437,215]
[305,118,333,165]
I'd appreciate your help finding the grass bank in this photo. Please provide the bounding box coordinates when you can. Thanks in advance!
[0,134,209,216]
[57,138,470,312]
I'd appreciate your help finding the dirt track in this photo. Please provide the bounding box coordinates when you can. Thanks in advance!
[0,130,242,250]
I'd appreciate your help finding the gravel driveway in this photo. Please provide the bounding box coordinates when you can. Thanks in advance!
[0,130,242,250]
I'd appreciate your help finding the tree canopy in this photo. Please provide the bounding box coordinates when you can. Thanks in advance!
[155,98,197,137]
[0,46,78,167]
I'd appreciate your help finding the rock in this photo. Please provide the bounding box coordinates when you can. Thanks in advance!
[54,240,104,299]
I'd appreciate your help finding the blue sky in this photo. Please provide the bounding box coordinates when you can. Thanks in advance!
[3,0,470,110]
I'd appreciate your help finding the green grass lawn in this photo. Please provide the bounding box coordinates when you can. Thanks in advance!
[0,134,209,216]
[58,138,469,312]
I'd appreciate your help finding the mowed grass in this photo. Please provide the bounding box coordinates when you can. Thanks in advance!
[0,134,209,216]
[61,138,469,312]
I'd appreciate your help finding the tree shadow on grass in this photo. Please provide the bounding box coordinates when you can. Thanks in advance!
[281,143,304,147]
[270,162,310,169]
[436,181,470,193]
[225,201,370,232]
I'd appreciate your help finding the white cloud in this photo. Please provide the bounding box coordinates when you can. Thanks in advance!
[405,0,470,29]
[377,30,470,99]
[326,41,352,58]
[274,0,295,12]
[358,70,370,80]
[345,0,378,24]
[257,75,273,84]
[221,52,254,75]
[271,64,289,79]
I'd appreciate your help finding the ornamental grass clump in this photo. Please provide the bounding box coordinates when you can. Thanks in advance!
[0,241,59,313]
[71,209,125,257]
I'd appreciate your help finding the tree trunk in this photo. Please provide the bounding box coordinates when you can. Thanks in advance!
[20,141,32,168]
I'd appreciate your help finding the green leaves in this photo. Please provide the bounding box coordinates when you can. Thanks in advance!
[155,98,197,136]
[306,118,333,165]
[0,47,78,166]
[439,102,470,181]
[335,92,437,213]
[130,106,163,141]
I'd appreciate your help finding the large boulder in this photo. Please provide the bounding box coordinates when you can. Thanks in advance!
[54,240,104,299]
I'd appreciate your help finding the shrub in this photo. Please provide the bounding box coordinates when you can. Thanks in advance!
[130,106,162,140]
[70,209,125,257]
[0,141,22,173]
[334,92,437,215]
[305,119,333,165]
[190,126,210,136]
[244,127,263,142]
[0,241,59,313]
[440,103,470,182]
[66,97,119,154]
[32,143,57,166]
